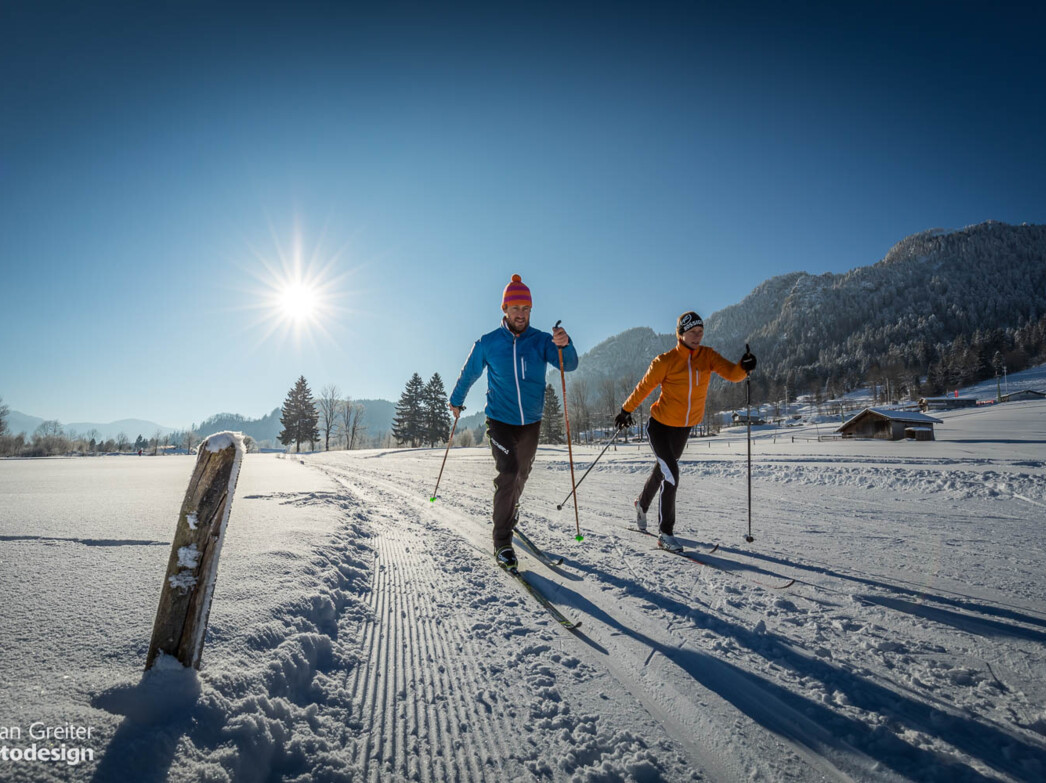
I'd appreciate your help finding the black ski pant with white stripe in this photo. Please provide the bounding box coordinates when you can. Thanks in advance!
[637,416,692,536]
[487,417,541,553]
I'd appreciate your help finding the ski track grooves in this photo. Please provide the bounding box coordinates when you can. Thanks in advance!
[313,458,870,782]
[330,468,514,781]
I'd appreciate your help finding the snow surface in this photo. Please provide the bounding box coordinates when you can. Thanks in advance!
[1,401,1045,781]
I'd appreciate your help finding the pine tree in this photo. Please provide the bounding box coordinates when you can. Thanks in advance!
[422,373,453,447]
[279,376,320,453]
[392,373,426,447]
[540,384,565,444]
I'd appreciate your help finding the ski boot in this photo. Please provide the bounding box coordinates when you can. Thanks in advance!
[634,498,647,531]
[657,533,683,553]
[495,545,518,571]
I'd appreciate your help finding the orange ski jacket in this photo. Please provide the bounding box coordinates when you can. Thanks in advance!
[623,342,747,428]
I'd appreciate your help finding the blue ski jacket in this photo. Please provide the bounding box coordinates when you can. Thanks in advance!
[450,320,579,426]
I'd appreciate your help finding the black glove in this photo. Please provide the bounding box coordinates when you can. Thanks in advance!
[615,408,634,429]
[740,344,757,373]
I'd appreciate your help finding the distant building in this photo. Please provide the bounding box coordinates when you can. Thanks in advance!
[999,389,1045,402]
[731,412,767,426]
[836,408,943,441]
[919,396,978,412]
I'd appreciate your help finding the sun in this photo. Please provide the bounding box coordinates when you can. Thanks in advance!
[237,220,356,349]
[278,281,321,323]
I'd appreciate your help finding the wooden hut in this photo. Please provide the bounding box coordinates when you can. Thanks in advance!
[836,408,943,441]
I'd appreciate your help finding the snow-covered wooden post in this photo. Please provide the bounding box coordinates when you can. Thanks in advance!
[146,431,245,671]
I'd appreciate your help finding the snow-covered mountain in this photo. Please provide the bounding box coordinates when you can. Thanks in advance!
[566,221,1046,399]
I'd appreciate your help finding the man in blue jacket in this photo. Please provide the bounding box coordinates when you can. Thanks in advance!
[450,274,578,570]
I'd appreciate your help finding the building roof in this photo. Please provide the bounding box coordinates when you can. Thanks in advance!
[837,407,943,432]
[1000,389,1045,400]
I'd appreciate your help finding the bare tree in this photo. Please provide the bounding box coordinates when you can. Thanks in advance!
[339,398,366,450]
[0,396,8,437]
[317,384,341,451]
[598,376,618,438]
[29,420,69,456]
[35,420,64,438]
[116,432,130,452]
[185,424,198,455]
[617,372,645,442]
[568,377,591,444]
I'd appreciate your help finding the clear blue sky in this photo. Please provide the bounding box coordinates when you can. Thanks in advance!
[2,1,1044,428]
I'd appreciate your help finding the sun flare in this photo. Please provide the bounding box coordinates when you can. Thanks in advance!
[238,222,356,350]
[279,281,320,323]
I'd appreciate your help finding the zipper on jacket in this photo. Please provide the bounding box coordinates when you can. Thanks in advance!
[685,353,693,425]
[513,335,525,424]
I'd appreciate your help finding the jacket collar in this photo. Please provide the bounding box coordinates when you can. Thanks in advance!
[674,339,697,357]
[501,318,532,339]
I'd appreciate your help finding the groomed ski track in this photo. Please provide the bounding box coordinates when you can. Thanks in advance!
[307,451,924,781]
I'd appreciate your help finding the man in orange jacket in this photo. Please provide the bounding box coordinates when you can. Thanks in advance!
[615,311,756,552]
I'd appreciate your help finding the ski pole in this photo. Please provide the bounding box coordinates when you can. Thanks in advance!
[554,320,583,542]
[744,344,755,543]
[429,414,459,502]
[556,424,624,510]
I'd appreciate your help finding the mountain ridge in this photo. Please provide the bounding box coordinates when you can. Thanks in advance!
[559,220,1046,405]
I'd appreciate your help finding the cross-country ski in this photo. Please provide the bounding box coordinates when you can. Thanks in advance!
[628,527,794,589]
[514,527,565,568]
[499,561,580,630]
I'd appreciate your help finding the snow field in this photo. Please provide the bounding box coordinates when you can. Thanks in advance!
[0,397,1044,781]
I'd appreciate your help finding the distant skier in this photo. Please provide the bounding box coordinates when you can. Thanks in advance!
[449,275,578,570]
[615,312,756,551]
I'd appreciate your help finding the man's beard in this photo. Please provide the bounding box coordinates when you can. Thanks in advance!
[506,317,528,334]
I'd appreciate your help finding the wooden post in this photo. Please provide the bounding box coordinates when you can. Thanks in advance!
[146,431,245,670]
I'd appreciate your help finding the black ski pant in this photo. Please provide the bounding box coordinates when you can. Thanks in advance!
[637,416,692,536]
[487,418,541,552]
